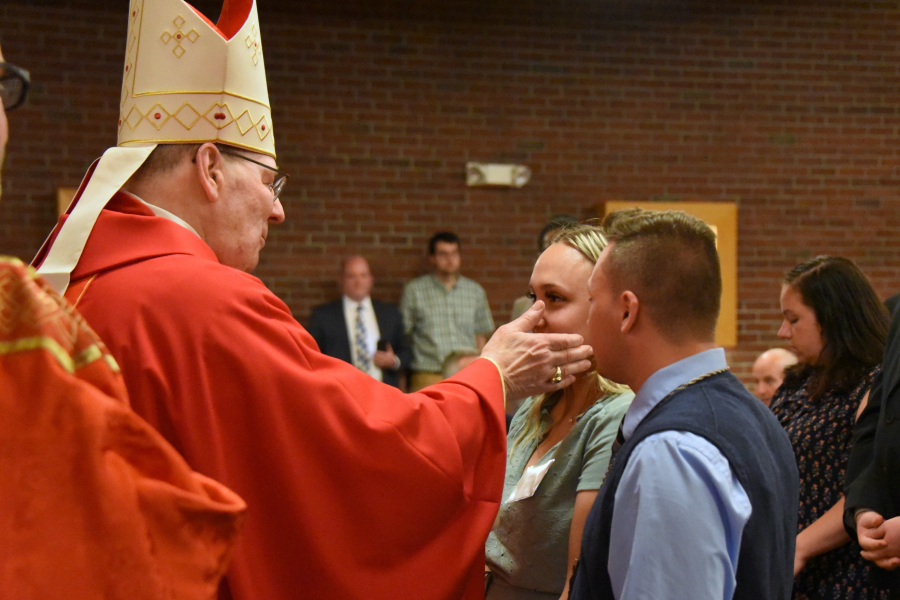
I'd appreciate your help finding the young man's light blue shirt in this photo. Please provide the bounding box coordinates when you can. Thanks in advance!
[609,348,752,600]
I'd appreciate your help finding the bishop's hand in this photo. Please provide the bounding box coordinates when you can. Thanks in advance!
[481,301,593,402]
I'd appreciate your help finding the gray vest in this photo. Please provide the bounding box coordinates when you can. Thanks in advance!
[570,370,799,600]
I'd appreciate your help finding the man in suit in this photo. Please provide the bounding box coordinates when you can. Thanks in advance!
[846,300,900,596]
[308,255,410,388]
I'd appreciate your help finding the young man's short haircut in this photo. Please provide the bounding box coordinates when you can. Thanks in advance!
[603,209,721,343]
[600,207,643,232]
[428,231,461,255]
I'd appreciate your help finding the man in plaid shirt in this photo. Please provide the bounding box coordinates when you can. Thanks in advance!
[402,231,495,391]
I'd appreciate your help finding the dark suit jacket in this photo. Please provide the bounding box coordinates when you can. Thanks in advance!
[845,295,900,594]
[307,298,410,389]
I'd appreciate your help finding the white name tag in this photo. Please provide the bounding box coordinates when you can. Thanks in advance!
[504,459,555,503]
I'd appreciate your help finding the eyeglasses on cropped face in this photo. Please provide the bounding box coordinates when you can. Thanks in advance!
[217,146,289,203]
[0,62,30,111]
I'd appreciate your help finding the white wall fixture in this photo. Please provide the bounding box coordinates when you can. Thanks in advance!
[466,162,531,188]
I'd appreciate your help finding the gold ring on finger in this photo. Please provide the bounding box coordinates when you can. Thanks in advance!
[550,366,563,384]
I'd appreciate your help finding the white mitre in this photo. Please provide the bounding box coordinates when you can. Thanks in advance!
[37,0,274,293]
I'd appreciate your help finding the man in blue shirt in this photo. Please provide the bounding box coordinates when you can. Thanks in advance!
[570,209,798,600]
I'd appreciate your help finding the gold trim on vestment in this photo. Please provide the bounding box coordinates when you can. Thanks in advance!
[72,344,107,371]
[0,336,75,372]
[0,336,117,374]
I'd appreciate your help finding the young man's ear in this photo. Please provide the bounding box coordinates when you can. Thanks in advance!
[620,291,639,334]
[194,143,226,203]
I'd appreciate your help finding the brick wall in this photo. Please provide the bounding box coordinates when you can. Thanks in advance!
[2,0,899,384]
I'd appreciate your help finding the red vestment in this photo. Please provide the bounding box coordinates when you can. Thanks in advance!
[0,257,245,600]
[36,193,507,600]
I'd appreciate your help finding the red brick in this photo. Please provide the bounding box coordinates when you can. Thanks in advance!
[3,0,900,386]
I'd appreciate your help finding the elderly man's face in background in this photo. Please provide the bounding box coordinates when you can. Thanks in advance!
[0,44,9,199]
[751,348,798,406]
[341,256,374,302]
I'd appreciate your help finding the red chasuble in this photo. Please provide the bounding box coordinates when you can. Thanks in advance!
[36,193,507,600]
[0,257,245,600]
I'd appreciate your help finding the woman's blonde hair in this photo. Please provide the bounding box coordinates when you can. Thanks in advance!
[511,223,630,453]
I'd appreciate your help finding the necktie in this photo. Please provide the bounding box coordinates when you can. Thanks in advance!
[611,421,626,455]
[605,421,626,478]
[354,304,371,372]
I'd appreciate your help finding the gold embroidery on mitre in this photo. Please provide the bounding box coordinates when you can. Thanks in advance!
[245,24,262,66]
[161,15,200,58]
[145,103,172,130]
[204,102,236,129]
[173,102,203,129]
[123,105,144,131]
[132,89,270,104]
[120,0,142,115]
[121,98,269,140]
[235,110,255,136]
[116,0,275,157]
[255,115,271,140]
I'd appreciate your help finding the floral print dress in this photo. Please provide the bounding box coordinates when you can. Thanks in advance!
[771,366,888,600]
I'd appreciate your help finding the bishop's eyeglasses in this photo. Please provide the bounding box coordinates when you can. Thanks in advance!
[218,147,289,202]
[0,62,30,111]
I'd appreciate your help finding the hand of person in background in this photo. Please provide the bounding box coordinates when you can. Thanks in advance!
[857,511,900,570]
[373,343,399,370]
[481,300,593,401]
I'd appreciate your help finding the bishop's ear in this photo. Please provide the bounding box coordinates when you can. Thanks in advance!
[194,142,226,203]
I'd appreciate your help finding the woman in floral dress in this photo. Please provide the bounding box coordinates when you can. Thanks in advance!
[771,256,890,599]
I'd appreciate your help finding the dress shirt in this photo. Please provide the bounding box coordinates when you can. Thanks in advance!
[400,274,494,372]
[610,348,752,600]
[342,296,383,382]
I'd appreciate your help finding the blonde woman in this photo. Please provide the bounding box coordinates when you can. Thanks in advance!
[485,225,634,600]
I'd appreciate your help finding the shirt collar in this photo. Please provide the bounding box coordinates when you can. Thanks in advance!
[429,273,458,290]
[343,295,372,311]
[128,192,201,238]
[621,347,728,439]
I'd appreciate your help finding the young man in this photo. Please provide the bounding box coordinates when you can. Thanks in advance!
[570,209,798,600]
[308,255,410,388]
[401,231,495,391]
[31,2,593,599]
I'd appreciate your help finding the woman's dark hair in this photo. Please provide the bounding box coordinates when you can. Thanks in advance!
[782,256,889,401]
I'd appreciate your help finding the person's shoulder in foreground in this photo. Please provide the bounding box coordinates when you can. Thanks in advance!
[0,39,243,600]
[0,257,245,600]
[570,208,799,600]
